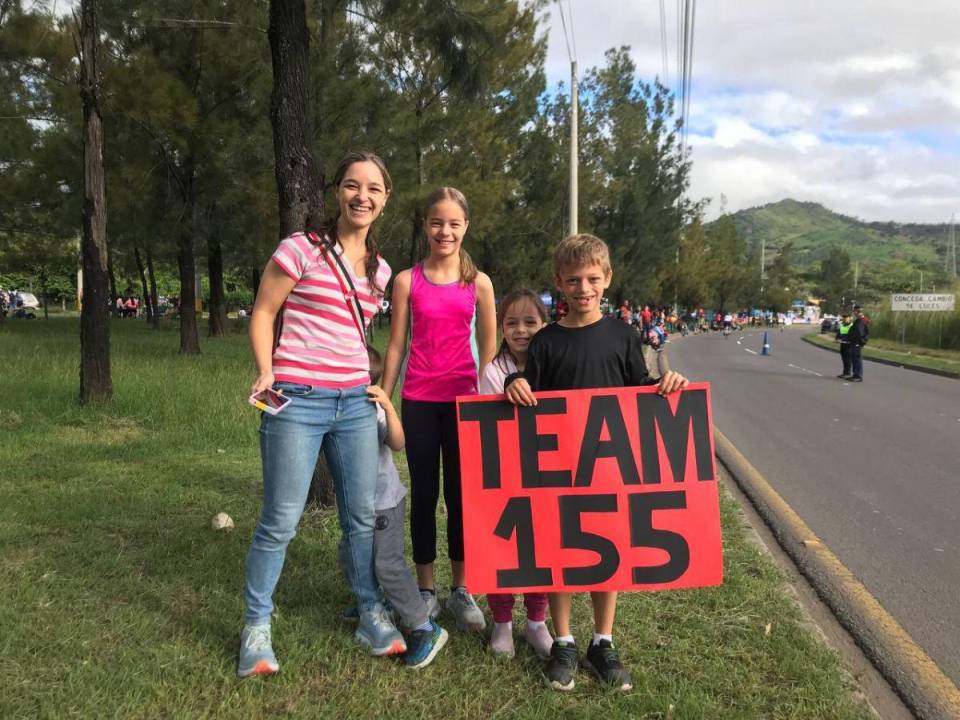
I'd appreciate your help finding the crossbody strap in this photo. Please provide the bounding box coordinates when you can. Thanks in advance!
[308,232,367,345]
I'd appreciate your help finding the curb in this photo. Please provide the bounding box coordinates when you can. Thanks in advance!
[713,427,960,720]
[801,334,960,380]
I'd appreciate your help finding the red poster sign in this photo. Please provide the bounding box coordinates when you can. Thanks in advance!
[456,383,722,594]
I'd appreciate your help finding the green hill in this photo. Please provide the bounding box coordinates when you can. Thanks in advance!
[728,199,950,270]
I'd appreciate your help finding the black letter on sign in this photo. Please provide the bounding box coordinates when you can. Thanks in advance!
[636,389,713,484]
[575,395,640,487]
[629,492,689,584]
[519,397,572,488]
[559,494,620,585]
[493,497,553,587]
[458,400,515,489]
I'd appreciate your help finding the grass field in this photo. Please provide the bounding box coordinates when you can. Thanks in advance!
[803,331,960,376]
[0,317,873,719]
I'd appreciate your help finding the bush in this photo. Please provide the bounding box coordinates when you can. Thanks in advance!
[868,308,960,350]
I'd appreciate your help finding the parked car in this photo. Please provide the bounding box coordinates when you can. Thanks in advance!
[820,316,838,333]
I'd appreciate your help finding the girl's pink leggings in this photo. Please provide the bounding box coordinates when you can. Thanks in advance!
[487,592,548,624]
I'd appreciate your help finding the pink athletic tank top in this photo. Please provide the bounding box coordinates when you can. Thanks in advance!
[402,263,478,402]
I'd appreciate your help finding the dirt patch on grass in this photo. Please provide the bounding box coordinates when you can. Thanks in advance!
[0,410,23,429]
[58,417,146,447]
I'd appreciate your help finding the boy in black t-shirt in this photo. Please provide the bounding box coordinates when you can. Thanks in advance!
[504,234,689,692]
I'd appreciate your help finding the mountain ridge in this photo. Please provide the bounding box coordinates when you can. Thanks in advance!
[722,198,951,270]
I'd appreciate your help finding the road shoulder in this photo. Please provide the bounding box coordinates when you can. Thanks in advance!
[715,428,960,720]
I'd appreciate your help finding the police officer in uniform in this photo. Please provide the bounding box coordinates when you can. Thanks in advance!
[835,311,853,378]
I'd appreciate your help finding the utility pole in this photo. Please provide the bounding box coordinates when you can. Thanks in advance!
[952,214,957,279]
[946,214,957,279]
[760,236,765,301]
[569,60,578,235]
[854,261,859,290]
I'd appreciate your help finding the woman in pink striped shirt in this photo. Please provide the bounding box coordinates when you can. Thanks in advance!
[239,152,401,678]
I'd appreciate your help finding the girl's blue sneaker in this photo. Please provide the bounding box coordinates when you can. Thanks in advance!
[404,620,448,669]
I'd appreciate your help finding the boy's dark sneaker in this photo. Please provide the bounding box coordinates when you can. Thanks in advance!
[404,620,448,669]
[544,640,579,691]
[584,640,633,691]
[850,376,863,382]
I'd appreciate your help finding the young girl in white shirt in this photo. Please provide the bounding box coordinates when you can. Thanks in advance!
[477,289,553,658]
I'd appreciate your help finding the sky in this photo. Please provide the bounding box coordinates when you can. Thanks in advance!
[542,1,960,224]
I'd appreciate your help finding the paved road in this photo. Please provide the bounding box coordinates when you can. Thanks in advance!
[668,326,960,685]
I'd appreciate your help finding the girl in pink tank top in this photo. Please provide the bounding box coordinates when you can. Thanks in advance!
[382,188,497,631]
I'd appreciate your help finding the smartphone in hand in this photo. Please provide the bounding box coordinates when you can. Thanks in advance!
[249,388,291,415]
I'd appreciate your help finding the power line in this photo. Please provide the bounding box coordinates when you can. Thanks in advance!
[555,1,573,64]
[684,0,697,154]
[677,0,697,158]
[659,0,669,85]
[676,0,682,102]
[566,0,577,61]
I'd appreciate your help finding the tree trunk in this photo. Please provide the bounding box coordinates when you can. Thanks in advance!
[207,230,227,337]
[268,0,333,507]
[146,245,160,329]
[409,117,425,267]
[177,159,201,354]
[251,266,261,298]
[269,0,324,238]
[78,0,112,404]
[134,245,153,323]
[41,271,49,320]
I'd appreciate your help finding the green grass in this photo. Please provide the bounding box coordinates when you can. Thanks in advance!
[804,331,960,376]
[0,318,873,719]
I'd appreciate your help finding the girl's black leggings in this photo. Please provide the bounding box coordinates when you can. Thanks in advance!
[401,398,464,564]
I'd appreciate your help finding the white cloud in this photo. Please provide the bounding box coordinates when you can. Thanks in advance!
[541,0,960,222]
[838,53,919,74]
[708,118,769,149]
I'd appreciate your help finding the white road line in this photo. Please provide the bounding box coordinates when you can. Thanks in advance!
[788,363,823,377]
[745,348,758,355]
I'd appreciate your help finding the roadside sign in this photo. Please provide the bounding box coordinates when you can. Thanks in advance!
[890,294,955,312]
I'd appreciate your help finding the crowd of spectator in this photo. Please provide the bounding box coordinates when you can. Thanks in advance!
[0,287,35,319]
[600,301,786,348]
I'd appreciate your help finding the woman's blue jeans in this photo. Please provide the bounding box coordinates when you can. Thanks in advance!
[244,382,379,625]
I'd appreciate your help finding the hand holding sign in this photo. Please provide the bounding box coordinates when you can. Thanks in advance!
[457,384,722,595]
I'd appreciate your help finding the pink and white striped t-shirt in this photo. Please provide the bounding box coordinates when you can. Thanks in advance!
[270,232,391,388]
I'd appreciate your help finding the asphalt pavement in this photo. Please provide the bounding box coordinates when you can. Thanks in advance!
[668,325,960,687]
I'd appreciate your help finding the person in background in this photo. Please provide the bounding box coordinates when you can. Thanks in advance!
[834,311,853,379]
[847,305,869,382]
